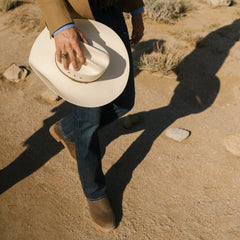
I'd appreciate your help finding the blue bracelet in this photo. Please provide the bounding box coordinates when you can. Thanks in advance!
[131,7,144,16]
[53,23,75,37]
[53,7,144,37]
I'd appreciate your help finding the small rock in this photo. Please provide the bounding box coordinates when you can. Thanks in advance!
[165,128,191,142]
[206,0,231,7]
[40,88,61,104]
[3,64,28,83]
[223,133,240,157]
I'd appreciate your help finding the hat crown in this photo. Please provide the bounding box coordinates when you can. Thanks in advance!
[55,41,110,83]
[29,19,129,107]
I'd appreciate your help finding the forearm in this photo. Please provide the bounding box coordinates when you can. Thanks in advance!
[53,23,75,37]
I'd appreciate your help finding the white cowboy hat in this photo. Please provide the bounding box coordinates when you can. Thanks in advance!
[29,19,130,107]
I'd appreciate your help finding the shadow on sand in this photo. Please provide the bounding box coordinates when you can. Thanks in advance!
[1,19,240,226]
[105,19,240,224]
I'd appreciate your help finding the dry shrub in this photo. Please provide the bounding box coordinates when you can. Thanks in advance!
[138,44,183,74]
[144,0,188,23]
[182,32,205,47]
[0,0,18,12]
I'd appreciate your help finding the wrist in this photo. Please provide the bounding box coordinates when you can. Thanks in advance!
[53,23,75,37]
[131,7,144,16]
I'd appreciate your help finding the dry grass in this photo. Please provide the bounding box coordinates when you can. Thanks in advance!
[181,30,205,47]
[138,43,184,75]
[0,0,15,12]
[208,22,221,30]
[144,0,190,24]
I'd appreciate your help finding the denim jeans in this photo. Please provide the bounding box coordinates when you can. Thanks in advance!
[58,1,135,201]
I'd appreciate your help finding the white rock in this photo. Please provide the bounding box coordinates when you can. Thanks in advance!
[166,128,191,142]
[40,88,61,104]
[3,63,28,82]
[223,133,240,157]
[206,0,231,7]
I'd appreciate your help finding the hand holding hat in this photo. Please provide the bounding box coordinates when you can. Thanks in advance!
[54,26,88,71]
[29,19,130,107]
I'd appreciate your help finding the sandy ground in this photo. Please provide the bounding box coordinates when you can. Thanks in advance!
[1,1,240,239]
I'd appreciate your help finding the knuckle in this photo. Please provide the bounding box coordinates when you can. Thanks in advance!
[72,41,79,48]
[70,56,75,62]
[78,52,83,58]
[65,41,72,48]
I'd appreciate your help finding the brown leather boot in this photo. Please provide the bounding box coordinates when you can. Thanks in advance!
[49,122,76,161]
[87,197,116,232]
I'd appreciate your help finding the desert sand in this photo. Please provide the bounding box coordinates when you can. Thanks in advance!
[1,1,240,239]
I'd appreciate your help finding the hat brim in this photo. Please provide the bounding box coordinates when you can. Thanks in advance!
[29,19,130,107]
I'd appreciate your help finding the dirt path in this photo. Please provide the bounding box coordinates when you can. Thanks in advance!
[1,1,240,239]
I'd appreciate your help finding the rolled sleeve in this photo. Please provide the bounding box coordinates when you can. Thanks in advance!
[36,0,73,36]
[131,7,144,16]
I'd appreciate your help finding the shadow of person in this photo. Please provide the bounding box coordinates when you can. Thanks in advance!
[0,102,71,194]
[104,19,240,225]
[1,19,240,228]
[0,40,163,195]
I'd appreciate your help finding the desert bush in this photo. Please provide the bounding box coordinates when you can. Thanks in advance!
[138,43,183,74]
[181,31,205,47]
[144,0,188,23]
[0,0,14,12]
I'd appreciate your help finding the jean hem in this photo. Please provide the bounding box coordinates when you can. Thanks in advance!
[59,119,75,143]
[86,194,107,202]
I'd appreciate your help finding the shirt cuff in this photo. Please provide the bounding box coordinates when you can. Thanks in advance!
[53,23,75,37]
[131,7,144,16]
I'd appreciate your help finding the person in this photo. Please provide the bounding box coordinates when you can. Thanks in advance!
[36,0,144,232]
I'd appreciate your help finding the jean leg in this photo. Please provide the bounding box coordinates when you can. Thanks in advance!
[72,105,106,201]
[59,1,135,201]
[91,1,135,123]
[59,111,75,142]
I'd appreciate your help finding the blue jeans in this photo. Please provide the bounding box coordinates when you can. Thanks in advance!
[59,1,135,201]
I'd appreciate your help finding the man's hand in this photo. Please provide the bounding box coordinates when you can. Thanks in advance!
[54,27,88,71]
[130,13,144,45]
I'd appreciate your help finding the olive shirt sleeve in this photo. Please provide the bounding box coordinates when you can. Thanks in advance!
[36,0,145,36]
[36,0,73,36]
